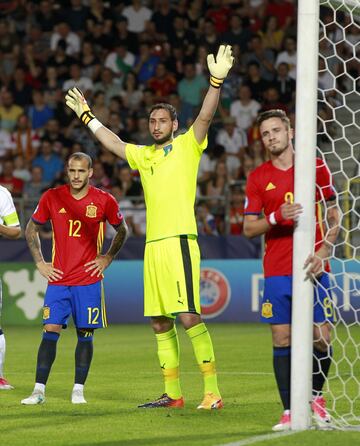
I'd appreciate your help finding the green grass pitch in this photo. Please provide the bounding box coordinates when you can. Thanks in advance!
[1,324,359,445]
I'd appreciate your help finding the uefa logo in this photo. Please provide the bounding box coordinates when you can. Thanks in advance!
[200,267,231,319]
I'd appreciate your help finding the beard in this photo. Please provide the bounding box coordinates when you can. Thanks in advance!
[151,130,173,146]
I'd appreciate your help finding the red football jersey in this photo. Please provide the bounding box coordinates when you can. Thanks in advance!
[245,158,335,277]
[32,185,123,285]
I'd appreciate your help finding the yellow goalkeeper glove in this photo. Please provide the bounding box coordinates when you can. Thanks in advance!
[207,45,234,89]
[65,87,95,126]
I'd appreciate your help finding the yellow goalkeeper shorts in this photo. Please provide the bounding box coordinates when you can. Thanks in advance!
[143,235,201,317]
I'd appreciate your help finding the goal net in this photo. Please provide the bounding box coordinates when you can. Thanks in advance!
[315,0,360,430]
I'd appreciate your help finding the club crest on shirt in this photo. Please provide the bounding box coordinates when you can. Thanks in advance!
[262,301,273,318]
[43,306,50,320]
[86,204,97,218]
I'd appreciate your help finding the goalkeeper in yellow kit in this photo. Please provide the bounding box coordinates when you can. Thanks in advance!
[66,45,234,409]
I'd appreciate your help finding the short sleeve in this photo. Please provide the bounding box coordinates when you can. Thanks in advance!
[32,191,51,224]
[105,193,123,227]
[187,125,208,154]
[125,143,140,170]
[244,171,263,215]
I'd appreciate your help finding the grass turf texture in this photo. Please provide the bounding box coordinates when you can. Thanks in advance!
[1,324,359,446]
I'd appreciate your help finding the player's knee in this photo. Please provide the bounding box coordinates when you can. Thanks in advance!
[43,324,62,334]
[151,317,174,334]
[76,328,94,340]
[178,312,202,330]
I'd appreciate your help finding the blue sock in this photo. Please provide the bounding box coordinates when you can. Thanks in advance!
[36,331,60,385]
[273,346,291,410]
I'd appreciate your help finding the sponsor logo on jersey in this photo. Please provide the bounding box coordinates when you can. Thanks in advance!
[200,268,231,319]
[59,208,67,213]
[261,301,273,318]
[265,182,276,191]
[43,306,50,320]
[86,204,97,218]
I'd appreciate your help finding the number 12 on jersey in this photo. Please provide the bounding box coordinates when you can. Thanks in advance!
[68,219,81,237]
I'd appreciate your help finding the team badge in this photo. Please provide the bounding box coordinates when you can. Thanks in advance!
[262,301,273,318]
[43,306,50,320]
[86,204,97,218]
[200,268,231,319]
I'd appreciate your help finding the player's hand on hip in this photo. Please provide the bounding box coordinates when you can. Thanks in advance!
[65,87,94,123]
[207,45,234,88]
[36,261,64,282]
[84,255,112,277]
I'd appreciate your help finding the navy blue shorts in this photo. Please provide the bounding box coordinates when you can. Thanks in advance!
[42,282,107,328]
[261,273,334,324]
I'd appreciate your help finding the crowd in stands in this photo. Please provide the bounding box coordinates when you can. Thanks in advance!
[0,0,357,237]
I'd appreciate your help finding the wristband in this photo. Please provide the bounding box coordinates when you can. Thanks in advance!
[210,75,224,88]
[88,118,103,134]
[80,110,95,125]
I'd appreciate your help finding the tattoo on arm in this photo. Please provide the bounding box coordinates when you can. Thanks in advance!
[324,200,341,251]
[106,219,129,259]
[25,220,44,264]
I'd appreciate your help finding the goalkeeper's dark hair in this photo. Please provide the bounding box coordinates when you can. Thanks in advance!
[149,103,177,122]
[68,152,92,169]
[256,109,290,129]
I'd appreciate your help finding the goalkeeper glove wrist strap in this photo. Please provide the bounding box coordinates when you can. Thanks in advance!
[80,110,102,134]
[210,75,224,88]
[88,118,103,134]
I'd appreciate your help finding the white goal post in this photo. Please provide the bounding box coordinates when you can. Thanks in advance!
[292,0,360,430]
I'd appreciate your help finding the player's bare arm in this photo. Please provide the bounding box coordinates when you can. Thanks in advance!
[193,45,234,145]
[25,219,64,281]
[304,199,340,276]
[244,198,303,238]
[84,219,129,277]
[65,87,127,160]
[0,224,21,239]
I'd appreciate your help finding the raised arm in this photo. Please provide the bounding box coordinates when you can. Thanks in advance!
[193,45,234,145]
[65,88,127,160]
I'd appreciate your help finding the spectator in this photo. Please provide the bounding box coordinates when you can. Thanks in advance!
[0,126,14,160]
[261,86,288,113]
[43,66,62,110]
[47,39,76,83]
[42,118,70,152]
[147,63,177,102]
[230,85,261,132]
[168,15,196,57]
[229,184,245,235]
[13,155,31,182]
[105,184,135,238]
[115,165,142,202]
[0,90,24,134]
[198,19,220,54]
[86,0,113,35]
[122,0,152,34]
[59,0,89,34]
[91,91,109,125]
[178,62,208,123]
[264,0,296,31]
[196,200,218,235]
[28,90,54,130]
[243,34,276,82]
[151,0,177,40]
[205,160,229,216]
[62,63,94,95]
[223,14,252,52]
[0,159,24,196]
[93,68,122,106]
[11,114,40,162]
[244,62,270,103]
[80,39,101,83]
[8,66,33,107]
[32,138,64,184]
[23,166,48,201]
[89,160,111,191]
[50,21,81,56]
[206,0,231,34]
[104,43,135,84]
[271,62,296,105]
[258,15,284,54]
[215,116,248,178]
[275,36,297,80]
[113,15,139,55]
[0,20,20,82]
[119,71,143,112]
[133,42,160,85]
[34,0,59,34]
[131,116,153,146]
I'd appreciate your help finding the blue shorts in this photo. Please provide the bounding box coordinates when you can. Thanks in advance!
[261,274,334,324]
[42,282,107,329]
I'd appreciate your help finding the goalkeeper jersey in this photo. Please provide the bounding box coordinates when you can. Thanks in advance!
[244,158,336,277]
[126,126,207,242]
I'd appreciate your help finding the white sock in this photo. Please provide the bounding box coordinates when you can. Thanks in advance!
[73,383,84,392]
[34,383,45,394]
[0,333,5,377]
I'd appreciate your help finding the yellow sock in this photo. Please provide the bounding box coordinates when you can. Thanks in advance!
[156,326,182,399]
[186,322,220,396]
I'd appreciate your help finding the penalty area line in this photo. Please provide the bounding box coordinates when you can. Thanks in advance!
[217,430,299,446]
